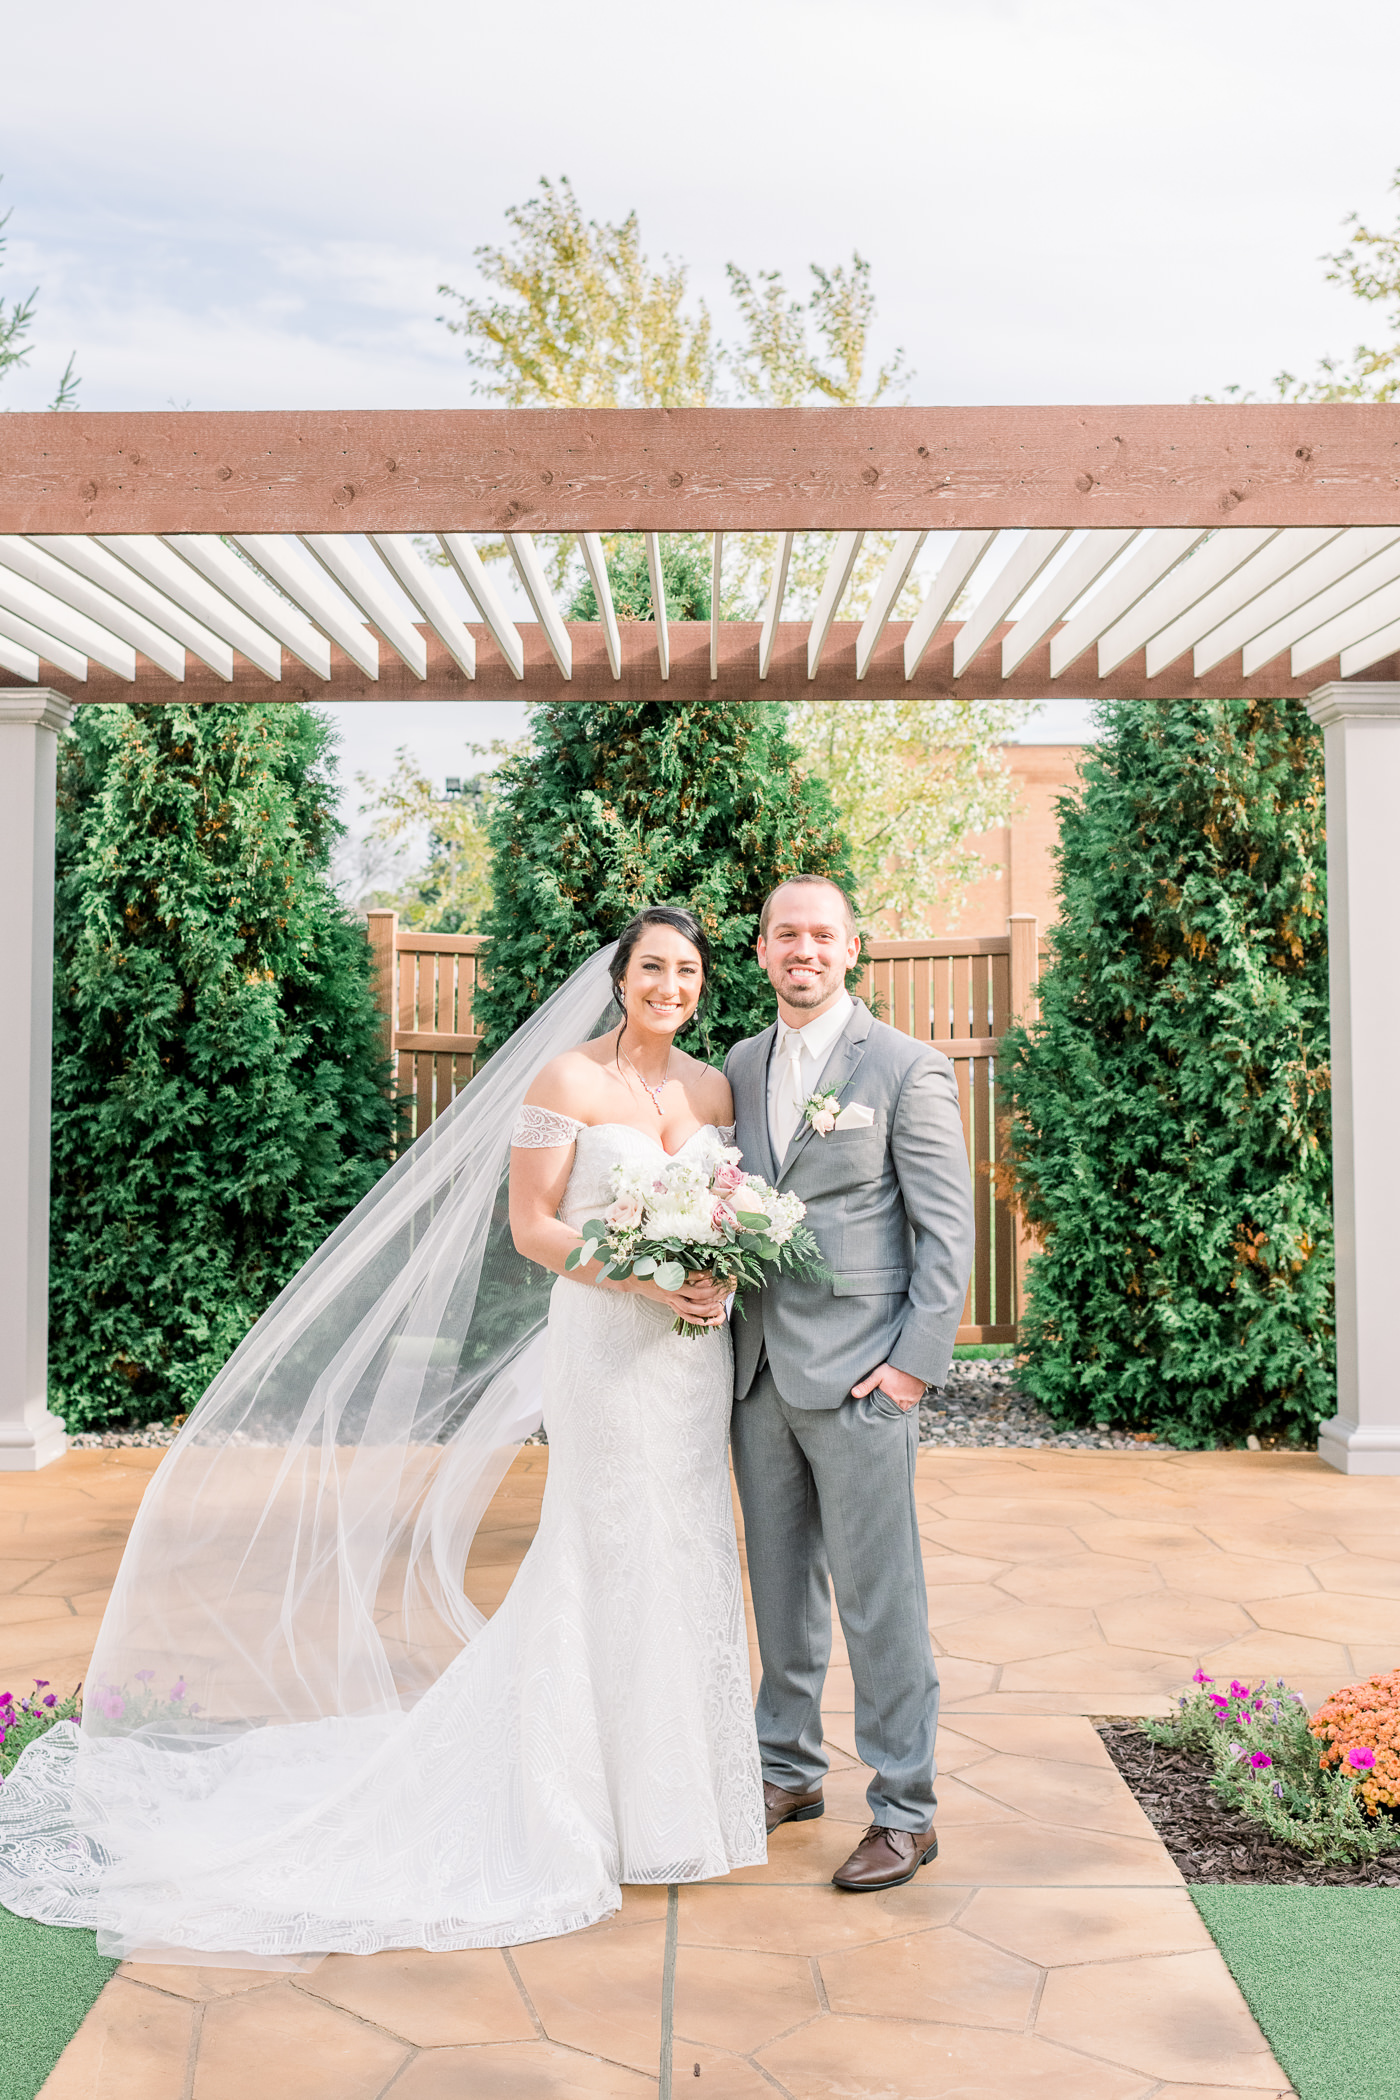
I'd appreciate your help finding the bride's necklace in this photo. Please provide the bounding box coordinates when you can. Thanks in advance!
[618,1041,672,1115]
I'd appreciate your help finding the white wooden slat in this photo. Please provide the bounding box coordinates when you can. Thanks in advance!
[300,536,427,678]
[1193,528,1391,677]
[1241,536,1400,676]
[1001,530,1137,677]
[1290,576,1400,676]
[30,536,235,678]
[579,533,621,679]
[953,530,1071,676]
[1341,611,1400,677]
[759,532,794,680]
[1049,530,1207,678]
[0,632,40,680]
[808,531,864,677]
[166,536,331,679]
[435,535,521,678]
[857,531,926,679]
[1144,528,1344,678]
[0,537,184,678]
[903,531,996,678]
[373,536,477,679]
[0,564,135,679]
[97,537,282,678]
[235,536,379,678]
[508,534,571,679]
[644,534,669,680]
[1096,528,1279,677]
[710,532,723,681]
[0,605,87,678]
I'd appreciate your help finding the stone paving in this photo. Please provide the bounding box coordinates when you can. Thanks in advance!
[4,1442,1398,2097]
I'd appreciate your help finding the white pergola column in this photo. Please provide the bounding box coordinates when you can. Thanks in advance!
[1308,682,1400,1474]
[0,691,73,1470]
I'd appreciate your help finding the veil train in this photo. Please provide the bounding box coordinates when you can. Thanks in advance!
[0,945,621,1961]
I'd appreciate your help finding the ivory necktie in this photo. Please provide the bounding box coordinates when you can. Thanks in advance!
[772,1027,807,1158]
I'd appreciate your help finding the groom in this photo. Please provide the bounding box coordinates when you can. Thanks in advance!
[726,875,975,1891]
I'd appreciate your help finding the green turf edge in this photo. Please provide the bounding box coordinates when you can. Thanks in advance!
[1190,1885,1400,2100]
[0,1906,118,2100]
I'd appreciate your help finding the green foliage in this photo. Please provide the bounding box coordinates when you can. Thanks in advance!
[472,702,855,1061]
[352,742,519,933]
[49,705,398,1431]
[1145,1673,1400,1865]
[1003,697,1333,1446]
[567,535,710,622]
[0,175,79,406]
[0,1680,82,1782]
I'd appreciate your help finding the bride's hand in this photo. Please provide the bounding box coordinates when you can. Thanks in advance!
[628,1270,730,1326]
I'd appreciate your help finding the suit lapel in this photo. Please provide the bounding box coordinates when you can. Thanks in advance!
[778,1001,875,1181]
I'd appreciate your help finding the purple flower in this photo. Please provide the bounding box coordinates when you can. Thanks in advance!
[170,1680,186,1702]
[1193,1670,1214,1685]
[42,1694,56,1708]
[0,1690,13,1705]
[100,1691,125,1721]
[135,1670,155,1684]
[1229,1680,1251,1700]
[1348,1745,1377,1771]
[1272,1781,1285,1799]
[1227,1742,1245,1760]
[0,1725,7,1748]
[32,1680,49,1692]
[1250,1752,1273,1769]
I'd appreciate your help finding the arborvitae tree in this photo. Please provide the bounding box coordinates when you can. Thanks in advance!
[1003,697,1333,1448]
[50,704,397,1430]
[473,700,855,1059]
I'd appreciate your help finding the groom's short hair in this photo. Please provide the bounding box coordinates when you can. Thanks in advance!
[759,874,857,940]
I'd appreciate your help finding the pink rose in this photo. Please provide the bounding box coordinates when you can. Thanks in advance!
[810,1108,837,1135]
[711,1200,738,1232]
[712,1162,744,1194]
[606,1193,644,1229]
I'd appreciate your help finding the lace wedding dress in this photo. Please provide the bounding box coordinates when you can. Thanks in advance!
[0,1113,765,1960]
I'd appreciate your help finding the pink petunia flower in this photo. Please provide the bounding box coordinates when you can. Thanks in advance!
[1348,1745,1377,1770]
[135,1670,155,1683]
[1250,1752,1273,1769]
[170,1681,186,1702]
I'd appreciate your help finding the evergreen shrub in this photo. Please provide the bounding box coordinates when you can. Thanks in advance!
[49,704,397,1430]
[472,700,855,1059]
[1003,697,1332,1446]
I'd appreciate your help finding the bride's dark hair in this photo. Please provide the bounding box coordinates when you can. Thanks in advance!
[609,905,712,1025]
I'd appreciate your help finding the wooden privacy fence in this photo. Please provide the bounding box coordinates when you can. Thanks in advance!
[365,911,1041,1346]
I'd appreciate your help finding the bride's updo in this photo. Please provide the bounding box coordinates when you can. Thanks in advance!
[609,905,712,1015]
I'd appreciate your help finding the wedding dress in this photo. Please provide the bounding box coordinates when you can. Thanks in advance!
[0,952,764,1963]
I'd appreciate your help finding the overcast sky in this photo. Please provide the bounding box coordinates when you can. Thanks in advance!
[4,0,1398,788]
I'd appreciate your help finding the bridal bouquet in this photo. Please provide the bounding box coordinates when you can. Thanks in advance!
[564,1138,827,1337]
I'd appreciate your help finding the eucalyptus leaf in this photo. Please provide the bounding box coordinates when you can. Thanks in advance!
[654,1260,686,1291]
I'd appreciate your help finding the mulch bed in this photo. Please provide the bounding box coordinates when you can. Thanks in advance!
[1097,1721,1400,1887]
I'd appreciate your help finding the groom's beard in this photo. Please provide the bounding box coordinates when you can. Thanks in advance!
[769,960,840,1008]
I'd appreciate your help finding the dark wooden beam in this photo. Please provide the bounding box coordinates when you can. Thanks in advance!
[2,404,1399,536]
[26,620,1362,707]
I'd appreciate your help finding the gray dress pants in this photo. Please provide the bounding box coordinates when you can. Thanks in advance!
[730,1365,939,1830]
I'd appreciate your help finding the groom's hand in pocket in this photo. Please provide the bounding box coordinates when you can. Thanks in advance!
[851,1363,925,1412]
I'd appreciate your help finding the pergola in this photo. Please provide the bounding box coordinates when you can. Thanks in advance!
[0,404,1395,1471]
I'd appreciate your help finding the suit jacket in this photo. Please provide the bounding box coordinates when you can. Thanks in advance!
[724,999,975,1409]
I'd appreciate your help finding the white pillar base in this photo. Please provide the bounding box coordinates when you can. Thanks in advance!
[0,691,73,1471]
[1317,1415,1400,1476]
[1308,682,1400,1475]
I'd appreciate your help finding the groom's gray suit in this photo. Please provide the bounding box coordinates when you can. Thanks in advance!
[725,999,975,1830]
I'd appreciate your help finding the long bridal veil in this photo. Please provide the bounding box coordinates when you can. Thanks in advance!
[0,944,620,1957]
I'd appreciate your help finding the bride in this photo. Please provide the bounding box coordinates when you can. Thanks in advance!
[0,906,766,1963]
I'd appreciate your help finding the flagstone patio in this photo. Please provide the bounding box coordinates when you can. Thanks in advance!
[5,1442,1398,2098]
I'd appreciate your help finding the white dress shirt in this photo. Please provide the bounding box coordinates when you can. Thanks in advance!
[767,991,854,1162]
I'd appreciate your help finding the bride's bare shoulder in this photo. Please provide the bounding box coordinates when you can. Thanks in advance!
[523,1041,615,1115]
[674,1047,734,1125]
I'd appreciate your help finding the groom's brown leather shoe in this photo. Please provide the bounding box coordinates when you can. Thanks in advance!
[831,1822,938,1890]
[763,1781,825,1832]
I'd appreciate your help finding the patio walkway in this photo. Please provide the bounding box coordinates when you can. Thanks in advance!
[5,1442,1398,2098]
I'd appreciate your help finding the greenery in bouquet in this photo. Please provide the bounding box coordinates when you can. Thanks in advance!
[564,1139,826,1337]
[1144,1669,1400,1863]
[0,1680,83,1783]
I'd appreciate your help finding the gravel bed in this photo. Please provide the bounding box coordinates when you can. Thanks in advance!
[920,1359,1170,1451]
[67,1424,181,1450]
[1097,1720,1400,1886]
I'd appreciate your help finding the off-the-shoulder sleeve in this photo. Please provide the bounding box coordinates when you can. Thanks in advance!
[511,1104,585,1148]
[717,1124,737,1145]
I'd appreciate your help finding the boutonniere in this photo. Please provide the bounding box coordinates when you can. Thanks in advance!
[803,1090,842,1136]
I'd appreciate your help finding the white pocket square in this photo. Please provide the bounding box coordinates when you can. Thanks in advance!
[833,1102,875,1129]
